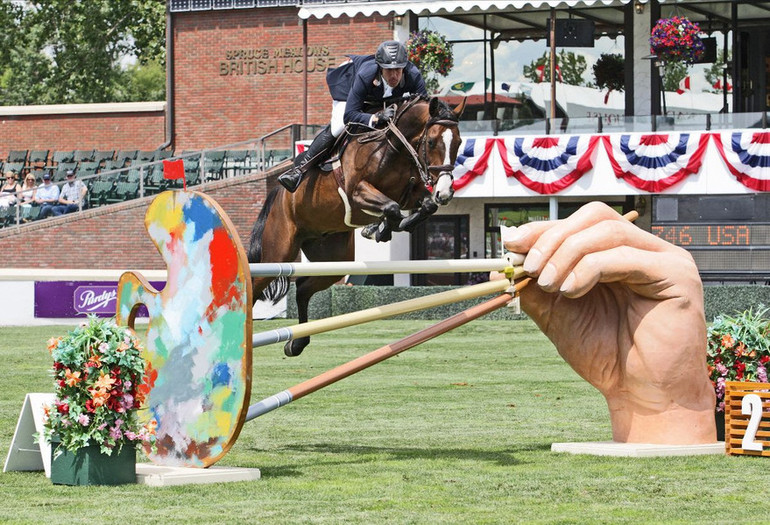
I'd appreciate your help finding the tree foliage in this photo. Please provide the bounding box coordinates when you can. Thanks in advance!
[0,0,165,105]
[660,61,688,92]
[704,49,732,92]
[523,51,588,86]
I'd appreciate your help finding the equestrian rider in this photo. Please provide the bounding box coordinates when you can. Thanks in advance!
[278,40,428,193]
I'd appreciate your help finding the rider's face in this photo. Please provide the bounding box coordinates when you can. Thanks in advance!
[381,67,404,88]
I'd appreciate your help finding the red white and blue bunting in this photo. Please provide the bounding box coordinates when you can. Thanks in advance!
[448,131,768,195]
[601,133,710,192]
[712,131,770,192]
[452,138,496,190]
[497,135,600,194]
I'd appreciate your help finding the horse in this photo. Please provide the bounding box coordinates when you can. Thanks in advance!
[248,94,466,357]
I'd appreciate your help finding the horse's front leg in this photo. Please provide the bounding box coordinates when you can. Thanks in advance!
[398,196,438,233]
[351,180,404,243]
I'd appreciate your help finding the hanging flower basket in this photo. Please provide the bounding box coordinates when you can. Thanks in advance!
[406,29,454,94]
[649,16,705,63]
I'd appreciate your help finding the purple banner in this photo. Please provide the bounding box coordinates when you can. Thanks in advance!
[35,281,164,318]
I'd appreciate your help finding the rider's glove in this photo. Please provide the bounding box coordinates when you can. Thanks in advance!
[373,106,396,127]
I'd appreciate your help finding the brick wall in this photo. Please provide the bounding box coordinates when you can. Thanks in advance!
[172,8,393,149]
[0,110,165,154]
[0,170,281,269]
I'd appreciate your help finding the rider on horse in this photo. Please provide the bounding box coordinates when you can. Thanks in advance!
[278,40,429,193]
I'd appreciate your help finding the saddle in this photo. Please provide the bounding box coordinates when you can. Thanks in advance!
[317,122,376,172]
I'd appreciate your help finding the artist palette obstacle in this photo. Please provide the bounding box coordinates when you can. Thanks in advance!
[117,190,521,468]
[116,191,253,468]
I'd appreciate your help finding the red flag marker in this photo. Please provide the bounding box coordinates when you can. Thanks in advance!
[163,159,186,191]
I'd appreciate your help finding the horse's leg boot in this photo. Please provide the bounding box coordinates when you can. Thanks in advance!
[278,126,335,193]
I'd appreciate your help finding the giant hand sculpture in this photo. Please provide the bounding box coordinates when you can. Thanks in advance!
[503,202,716,444]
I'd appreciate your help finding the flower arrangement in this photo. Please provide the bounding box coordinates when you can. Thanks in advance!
[406,29,454,94]
[707,305,770,412]
[41,315,157,456]
[593,53,625,93]
[649,16,705,63]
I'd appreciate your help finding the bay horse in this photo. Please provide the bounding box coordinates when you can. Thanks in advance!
[248,95,466,357]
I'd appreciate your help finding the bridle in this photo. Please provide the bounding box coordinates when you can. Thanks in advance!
[359,96,459,189]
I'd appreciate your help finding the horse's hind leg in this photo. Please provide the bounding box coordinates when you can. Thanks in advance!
[284,232,354,357]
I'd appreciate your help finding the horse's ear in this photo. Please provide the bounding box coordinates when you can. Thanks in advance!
[429,96,441,117]
[453,97,467,118]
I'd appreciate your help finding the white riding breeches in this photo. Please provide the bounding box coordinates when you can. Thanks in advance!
[330,100,347,137]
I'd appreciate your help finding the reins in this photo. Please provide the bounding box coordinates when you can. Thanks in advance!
[356,96,459,189]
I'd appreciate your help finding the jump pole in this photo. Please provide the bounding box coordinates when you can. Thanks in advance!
[249,256,524,277]
[246,277,531,421]
[252,268,526,348]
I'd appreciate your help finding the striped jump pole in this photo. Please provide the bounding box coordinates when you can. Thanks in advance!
[252,267,526,348]
[246,278,531,421]
[248,256,524,278]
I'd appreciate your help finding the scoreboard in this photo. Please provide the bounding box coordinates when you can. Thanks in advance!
[651,196,770,282]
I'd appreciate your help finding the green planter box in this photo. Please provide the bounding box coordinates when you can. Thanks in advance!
[50,441,137,486]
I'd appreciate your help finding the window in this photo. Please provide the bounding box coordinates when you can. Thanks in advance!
[485,200,631,258]
[411,215,469,286]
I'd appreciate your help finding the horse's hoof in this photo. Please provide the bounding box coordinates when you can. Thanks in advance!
[361,223,378,239]
[284,338,309,357]
[375,227,392,243]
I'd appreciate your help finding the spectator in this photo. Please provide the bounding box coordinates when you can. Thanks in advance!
[34,172,60,218]
[52,170,87,216]
[0,171,21,208]
[19,173,38,219]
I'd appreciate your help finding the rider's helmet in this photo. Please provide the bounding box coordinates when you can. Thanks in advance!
[375,41,408,69]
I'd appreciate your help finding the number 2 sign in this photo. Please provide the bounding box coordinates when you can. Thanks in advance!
[725,381,770,457]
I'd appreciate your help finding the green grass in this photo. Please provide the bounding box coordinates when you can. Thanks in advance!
[2,319,770,524]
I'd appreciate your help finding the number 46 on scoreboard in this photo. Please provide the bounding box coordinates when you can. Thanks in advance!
[725,382,770,456]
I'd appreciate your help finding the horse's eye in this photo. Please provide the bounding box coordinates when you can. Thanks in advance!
[427,139,436,148]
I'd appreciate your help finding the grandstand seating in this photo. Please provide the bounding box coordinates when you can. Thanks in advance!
[115,150,138,165]
[136,151,155,163]
[224,150,249,178]
[110,181,139,203]
[90,180,115,207]
[5,162,24,175]
[73,149,95,162]
[51,150,75,165]
[27,150,49,170]
[93,150,115,166]
[2,137,290,227]
[77,161,100,178]
[144,165,166,194]
[7,150,28,164]
[102,160,124,173]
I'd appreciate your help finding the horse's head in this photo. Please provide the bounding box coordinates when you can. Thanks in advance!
[421,97,465,205]
[394,95,466,206]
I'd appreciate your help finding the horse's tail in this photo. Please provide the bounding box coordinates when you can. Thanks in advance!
[247,188,289,304]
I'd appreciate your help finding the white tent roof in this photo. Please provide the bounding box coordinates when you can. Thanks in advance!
[299,1,635,20]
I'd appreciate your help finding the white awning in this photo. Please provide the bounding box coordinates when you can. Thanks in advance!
[298,0,635,20]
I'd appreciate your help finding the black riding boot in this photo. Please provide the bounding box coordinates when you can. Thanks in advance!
[278,126,336,193]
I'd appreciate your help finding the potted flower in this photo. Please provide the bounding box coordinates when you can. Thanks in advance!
[406,29,454,94]
[40,315,156,485]
[707,305,770,440]
[649,16,705,63]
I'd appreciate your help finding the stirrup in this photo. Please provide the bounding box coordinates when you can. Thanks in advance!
[278,167,303,193]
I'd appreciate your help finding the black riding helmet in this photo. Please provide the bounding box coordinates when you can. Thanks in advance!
[375,41,408,69]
